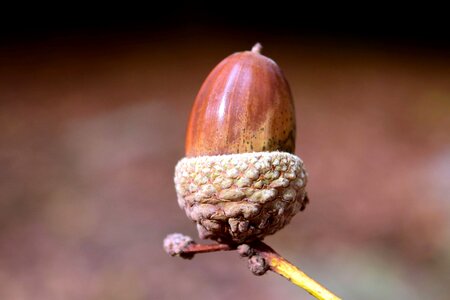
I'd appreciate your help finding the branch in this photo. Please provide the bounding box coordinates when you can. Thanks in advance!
[164,233,341,300]
[163,233,234,259]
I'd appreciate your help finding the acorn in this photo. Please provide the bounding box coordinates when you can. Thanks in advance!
[174,44,308,244]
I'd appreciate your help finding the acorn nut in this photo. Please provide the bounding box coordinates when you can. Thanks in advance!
[174,43,309,244]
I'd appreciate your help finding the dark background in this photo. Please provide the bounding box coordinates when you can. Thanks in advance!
[1,5,449,47]
[0,6,449,300]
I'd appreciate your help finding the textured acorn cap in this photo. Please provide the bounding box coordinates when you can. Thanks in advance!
[174,151,308,244]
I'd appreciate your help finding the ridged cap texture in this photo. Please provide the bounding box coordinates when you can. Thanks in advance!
[174,151,308,243]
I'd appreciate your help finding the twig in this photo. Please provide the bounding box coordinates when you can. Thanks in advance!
[164,233,234,259]
[163,233,341,300]
[239,241,341,300]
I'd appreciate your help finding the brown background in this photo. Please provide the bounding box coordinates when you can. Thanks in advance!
[0,18,449,300]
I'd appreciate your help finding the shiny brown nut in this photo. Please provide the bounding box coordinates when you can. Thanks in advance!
[185,43,296,157]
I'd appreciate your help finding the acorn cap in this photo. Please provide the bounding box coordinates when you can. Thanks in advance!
[174,151,308,244]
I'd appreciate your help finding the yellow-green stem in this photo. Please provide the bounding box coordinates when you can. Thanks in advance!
[268,255,341,300]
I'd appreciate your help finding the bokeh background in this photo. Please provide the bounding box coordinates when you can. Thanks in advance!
[1,7,449,300]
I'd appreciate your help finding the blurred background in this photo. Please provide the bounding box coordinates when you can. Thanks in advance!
[0,5,449,300]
